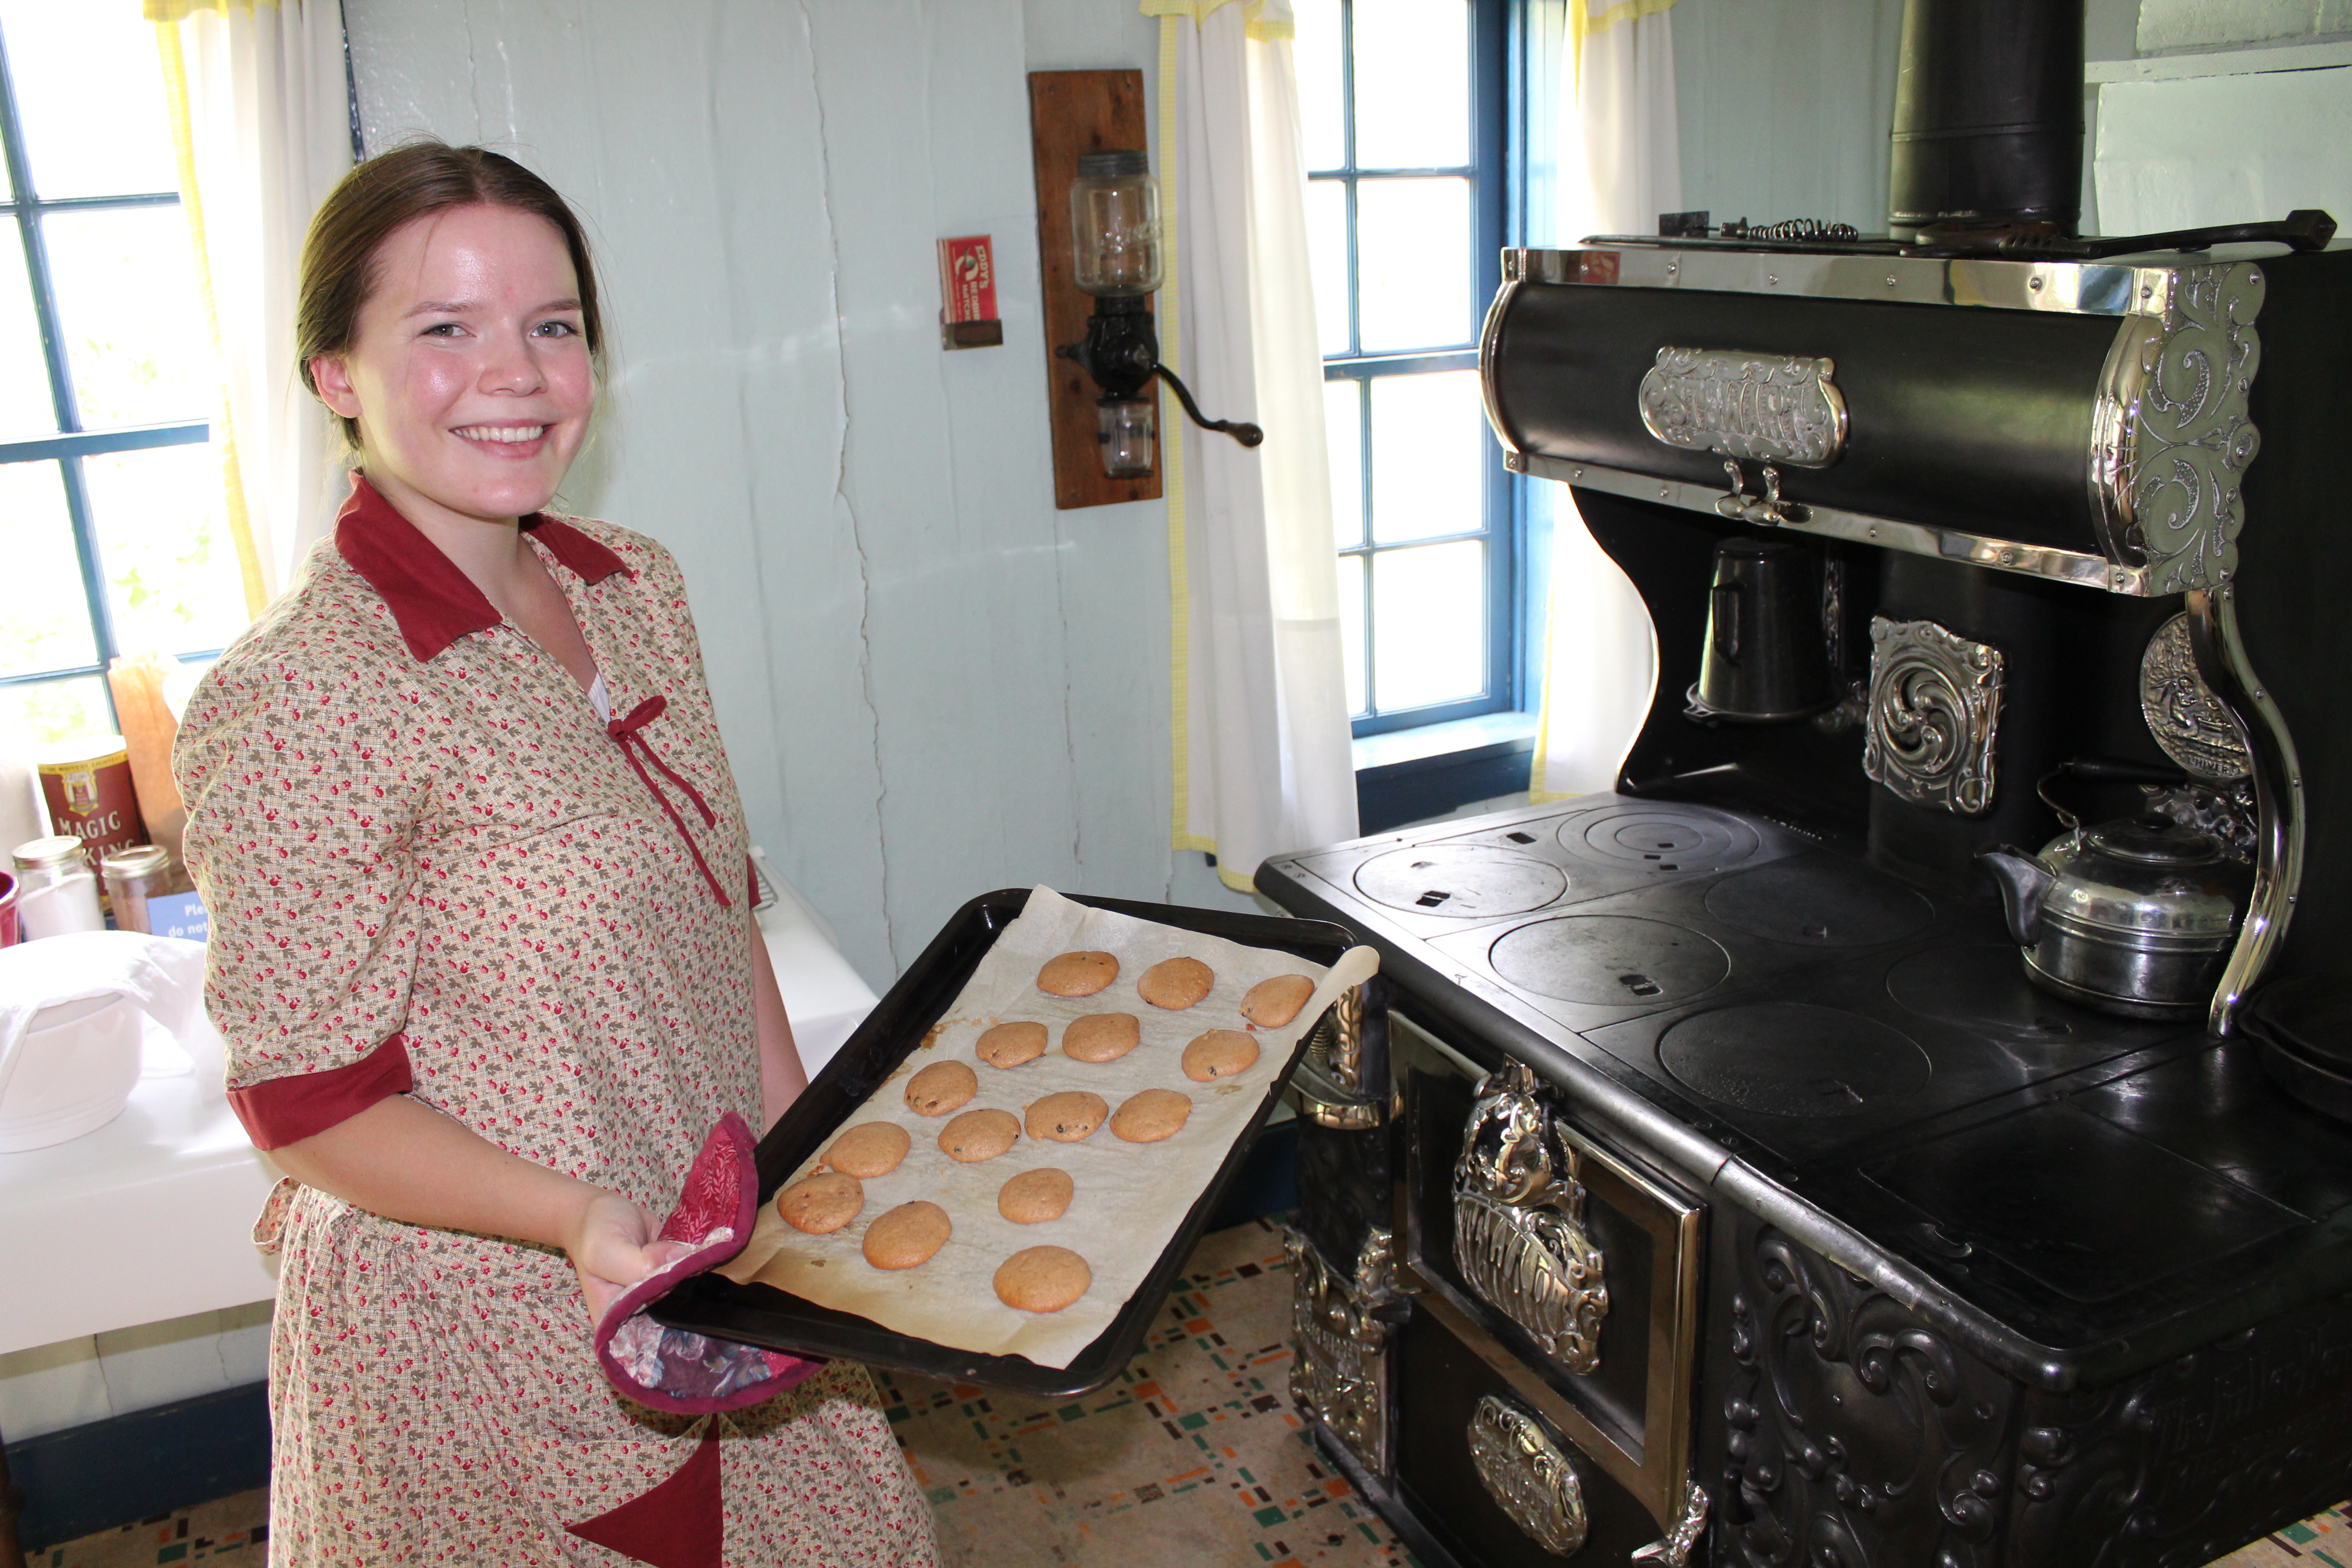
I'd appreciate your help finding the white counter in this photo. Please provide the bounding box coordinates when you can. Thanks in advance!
[0,867,877,1431]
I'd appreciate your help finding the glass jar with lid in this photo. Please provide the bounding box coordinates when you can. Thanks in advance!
[1070,149,1161,297]
[12,835,104,940]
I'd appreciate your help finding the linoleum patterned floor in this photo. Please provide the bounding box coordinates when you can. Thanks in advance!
[17,1219,2347,1568]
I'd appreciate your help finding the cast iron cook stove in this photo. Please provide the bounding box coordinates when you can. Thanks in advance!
[1252,2,2352,1561]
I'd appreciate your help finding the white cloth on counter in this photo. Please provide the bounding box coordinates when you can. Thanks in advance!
[0,931,218,1087]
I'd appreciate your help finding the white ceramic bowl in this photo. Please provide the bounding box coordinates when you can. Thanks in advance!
[0,991,143,1152]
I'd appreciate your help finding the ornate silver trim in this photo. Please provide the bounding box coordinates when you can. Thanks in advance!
[1287,1226,1397,1475]
[1637,348,1848,468]
[1469,1396,1590,1556]
[1505,245,2180,318]
[1631,1479,1710,1566]
[2090,263,2264,594]
[1512,453,2151,594]
[1453,1063,1609,1375]
[2190,586,2305,1034]
[1863,617,2006,818]
[1480,277,1522,456]
[2141,612,2250,781]
[1325,983,1367,1096]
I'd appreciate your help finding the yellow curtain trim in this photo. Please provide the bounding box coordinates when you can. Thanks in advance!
[156,18,267,622]
[1571,0,1675,93]
[145,0,272,22]
[1139,0,1245,23]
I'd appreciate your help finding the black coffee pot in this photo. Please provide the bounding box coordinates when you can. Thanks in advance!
[1685,537,1833,723]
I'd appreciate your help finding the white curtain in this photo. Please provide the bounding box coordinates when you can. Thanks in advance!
[1523,0,1678,799]
[152,0,355,614]
[1147,0,1357,892]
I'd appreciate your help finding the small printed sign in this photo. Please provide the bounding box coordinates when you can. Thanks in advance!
[147,888,209,942]
[937,235,1003,349]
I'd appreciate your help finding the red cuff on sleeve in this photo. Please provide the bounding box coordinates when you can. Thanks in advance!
[746,854,760,909]
[228,1033,415,1151]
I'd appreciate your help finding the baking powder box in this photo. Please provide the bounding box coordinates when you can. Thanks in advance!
[36,735,147,865]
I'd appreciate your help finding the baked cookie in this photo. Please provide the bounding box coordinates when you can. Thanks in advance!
[777,1172,863,1235]
[1025,1090,1110,1142]
[998,1166,1075,1224]
[976,1020,1049,1069]
[905,1059,979,1117]
[863,1200,951,1269]
[1110,1088,1192,1143]
[1240,974,1317,1029]
[995,1245,1092,1313]
[1062,1011,1141,1063]
[939,1107,1021,1163]
[1182,1029,1261,1083]
[1037,950,1119,997]
[825,1121,912,1179]
[1137,956,1214,1010]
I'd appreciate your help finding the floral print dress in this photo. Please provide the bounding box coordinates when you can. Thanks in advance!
[176,477,936,1568]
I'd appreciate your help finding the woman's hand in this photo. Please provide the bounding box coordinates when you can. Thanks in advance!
[566,1191,697,1323]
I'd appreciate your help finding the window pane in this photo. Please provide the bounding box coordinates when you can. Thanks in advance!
[1295,0,1345,172]
[0,2,178,199]
[0,235,54,440]
[1324,378,1364,549]
[1371,538,1485,710]
[1351,0,1470,169]
[87,442,248,657]
[1356,177,1470,352]
[1338,550,1366,717]
[1369,369,1484,543]
[0,674,111,750]
[1307,179,1350,358]
[0,460,95,679]
[43,206,213,430]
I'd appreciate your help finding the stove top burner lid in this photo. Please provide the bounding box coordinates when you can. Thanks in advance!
[1703,859,1935,947]
[1567,803,1757,874]
[1353,846,1568,918]
[1659,1003,1931,1118]
[1488,914,1730,1006]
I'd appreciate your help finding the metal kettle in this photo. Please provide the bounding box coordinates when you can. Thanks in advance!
[1976,779,2251,1021]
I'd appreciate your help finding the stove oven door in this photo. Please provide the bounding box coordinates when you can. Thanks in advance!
[1393,1010,1708,1564]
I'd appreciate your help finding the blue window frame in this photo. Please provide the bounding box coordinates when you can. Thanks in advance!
[1303,0,1518,740]
[0,12,219,745]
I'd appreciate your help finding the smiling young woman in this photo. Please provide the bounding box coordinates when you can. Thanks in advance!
[171,142,936,1566]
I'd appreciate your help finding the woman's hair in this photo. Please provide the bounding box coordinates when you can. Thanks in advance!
[297,140,602,448]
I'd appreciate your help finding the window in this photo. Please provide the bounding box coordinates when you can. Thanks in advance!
[1298,0,1515,738]
[0,3,240,748]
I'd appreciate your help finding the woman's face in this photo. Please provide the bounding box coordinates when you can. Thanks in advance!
[311,202,593,531]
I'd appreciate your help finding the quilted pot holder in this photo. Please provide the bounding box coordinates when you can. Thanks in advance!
[593,1111,823,1414]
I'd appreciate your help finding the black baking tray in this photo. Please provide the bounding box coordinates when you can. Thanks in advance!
[647,887,1362,1399]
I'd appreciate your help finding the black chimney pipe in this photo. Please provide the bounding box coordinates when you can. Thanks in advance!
[1888,0,2085,241]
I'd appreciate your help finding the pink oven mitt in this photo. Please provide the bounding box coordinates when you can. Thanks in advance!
[593,1111,824,1414]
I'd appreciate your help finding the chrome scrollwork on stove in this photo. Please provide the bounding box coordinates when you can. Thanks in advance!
[1287,1225,1397,1474]
[1323,983,1367,1096]
[1637,347,1848,467]
[2140,612,2250,782]
[1453,1062,1609,1374]
[2089,262,2263,595]
[1469,1395,1590,1556]
[1862,616,2006,818]
[1631,1478,1710,1566]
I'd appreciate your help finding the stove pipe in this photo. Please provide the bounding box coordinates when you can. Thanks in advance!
[1888,0,2085,241]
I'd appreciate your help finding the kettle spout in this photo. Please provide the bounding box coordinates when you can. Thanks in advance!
[1975,846,2053,944]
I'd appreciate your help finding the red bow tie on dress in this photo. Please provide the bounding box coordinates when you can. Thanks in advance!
[607,695,732,908]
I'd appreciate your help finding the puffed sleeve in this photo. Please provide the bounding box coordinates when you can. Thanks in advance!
[175,625,435,1151]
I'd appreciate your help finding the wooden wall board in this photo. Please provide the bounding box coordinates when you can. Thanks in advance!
[1028,69,1162,510]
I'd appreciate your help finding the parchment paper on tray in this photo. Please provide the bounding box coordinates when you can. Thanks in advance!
[718,885,1379,1370]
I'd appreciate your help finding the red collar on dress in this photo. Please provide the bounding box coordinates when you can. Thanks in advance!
[333,473,633,662]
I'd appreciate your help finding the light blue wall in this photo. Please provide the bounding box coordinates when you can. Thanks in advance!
[345,0,1256,988]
